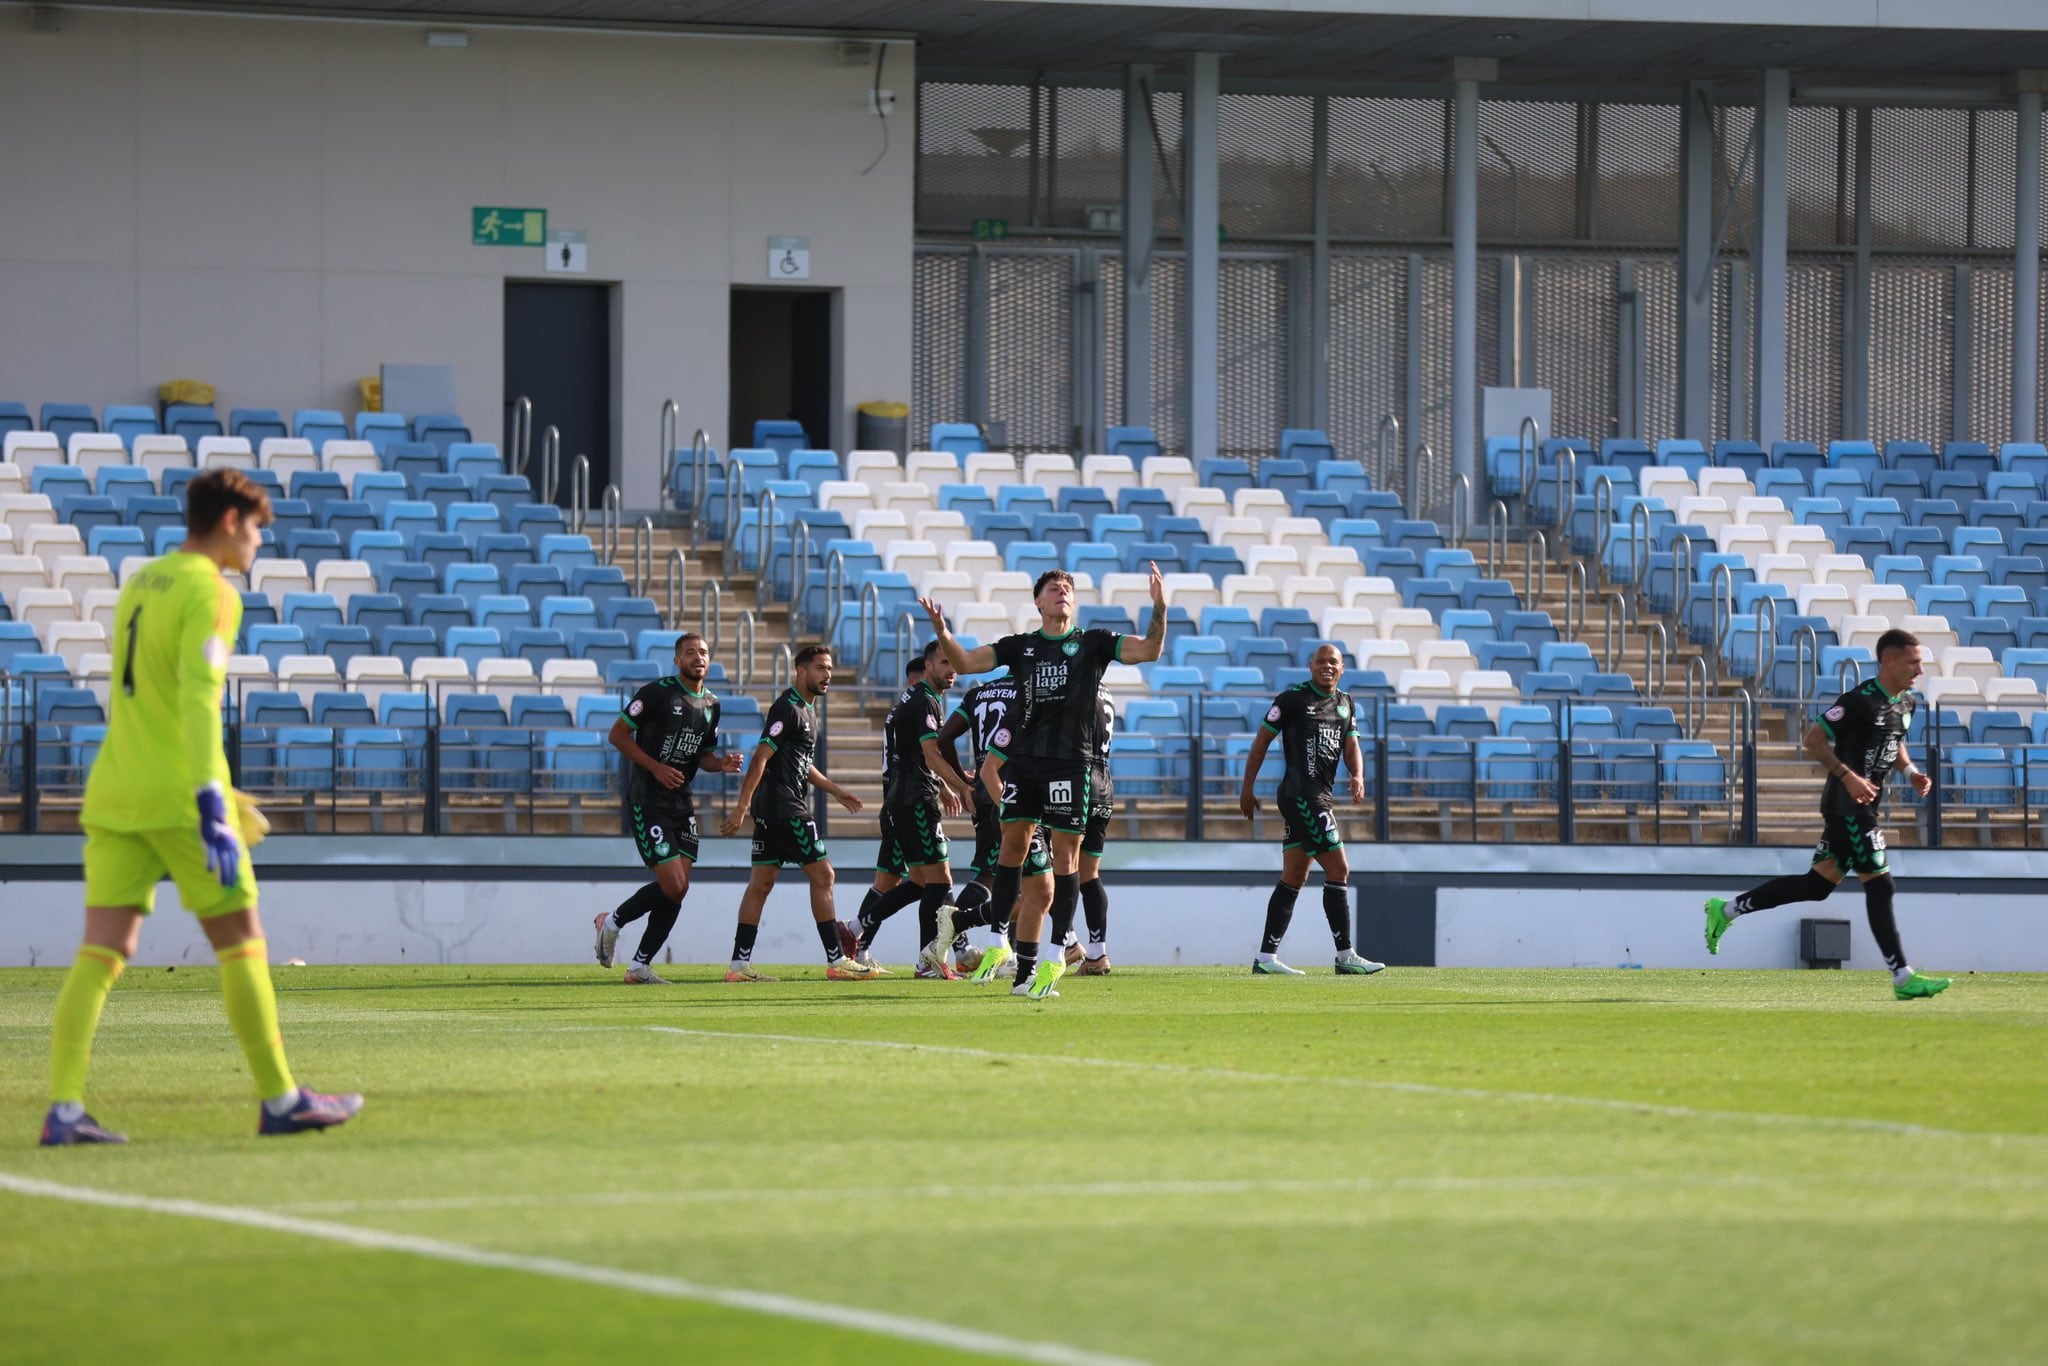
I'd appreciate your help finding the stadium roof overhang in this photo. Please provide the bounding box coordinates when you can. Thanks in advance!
[53,1,2048,100]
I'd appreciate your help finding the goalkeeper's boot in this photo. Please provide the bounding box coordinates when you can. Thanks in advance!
[623,963,672,985]
[827,956,882,981]
[724,964,778,983]
[259,1088,363,1136]
[1252,957,1305,976]
[593,911,619,970]
[40,1107,126,1146]
[1334,951,1385,976]
[970,940,1015,984]
[1894,971,1952,1001]
[1703,897,1733,955]
[1021,957,1066,1000]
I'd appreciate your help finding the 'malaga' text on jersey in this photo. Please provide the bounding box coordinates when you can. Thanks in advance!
[620,678,719,807]
[988,627,1123,773]
[1263,682,1360,800]
[1815,679,1914,813]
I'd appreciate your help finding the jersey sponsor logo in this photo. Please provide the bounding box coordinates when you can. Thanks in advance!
[992,726,1011,748]
[768,720,785,737]
[1266,704,1283,723]
[202,637,228,669]
[1048,779,1073,806]
[628,698,644,716]
[1824,705,1845,721]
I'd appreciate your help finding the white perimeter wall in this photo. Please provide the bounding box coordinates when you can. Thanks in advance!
[0,7,914,507]
[3,875,2043,973]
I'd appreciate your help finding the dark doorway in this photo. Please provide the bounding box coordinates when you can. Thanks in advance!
[730,288,834,452]
[505,282,612,505]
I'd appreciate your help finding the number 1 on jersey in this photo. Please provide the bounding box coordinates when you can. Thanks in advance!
[121,604,142,696]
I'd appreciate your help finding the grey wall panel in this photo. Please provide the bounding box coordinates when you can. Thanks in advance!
[1868,262,1955,447]
[1639,257,1679,444]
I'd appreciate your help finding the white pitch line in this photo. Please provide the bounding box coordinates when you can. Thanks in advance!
[0,1171,1148,1366]
[648,1026,2048,1145]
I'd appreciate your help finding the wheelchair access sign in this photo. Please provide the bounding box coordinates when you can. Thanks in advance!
[768,236,811,280]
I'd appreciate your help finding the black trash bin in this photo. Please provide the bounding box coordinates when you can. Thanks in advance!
[855,401,908,456]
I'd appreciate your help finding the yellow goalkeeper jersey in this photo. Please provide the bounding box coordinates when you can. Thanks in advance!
[81,551,241,832]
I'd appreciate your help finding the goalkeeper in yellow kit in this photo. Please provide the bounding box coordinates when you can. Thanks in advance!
[41,469,363,1144]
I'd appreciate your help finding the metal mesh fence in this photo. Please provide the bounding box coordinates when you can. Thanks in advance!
[1049,85,1122,230]
[1712,259,1735,444]
[1532,255,1619,441]
[1788,106,1846,246]
[986,251,1077,452]
[1218,256,1293,459]
[1639,257,1679,443]
[1970,262,2014,445]
[1326,96,1445,240]
[1868,261,1955,446]
[917,81,1036,228]
[1476,100,1577,241]
[1973,108,2018,251]
[1786,257,1847,443]
[1219,94,1315,237]
[1713,105,1757,252]
[1101,251,1190,456]
[1327,252,1407,476]
[1872,109,1972,249]
[1596,104,1681,245]
[912,250,970,442]
[1419,254,1497,515]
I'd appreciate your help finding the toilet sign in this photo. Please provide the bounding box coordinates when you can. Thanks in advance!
[546,230,587,274]
[768,236,811,280]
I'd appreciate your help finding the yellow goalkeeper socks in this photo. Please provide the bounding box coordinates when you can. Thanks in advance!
[216,938,296,1100]
[49,945,125,1105]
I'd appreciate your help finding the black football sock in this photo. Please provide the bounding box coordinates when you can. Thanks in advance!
[1261,882,1302,955]
[990,863,1022,941]
[1730,869,1836,918]
[917,882,952,948]
[954,880,993,917]
[730,921,759,964]
[1049,872,1080,946]
[1323,882,1353,952]
[856,886,882,928]
[1013,938,1038,986]
[1081,877,1109,950]
[612,880,669,930]
[814,917,844,963]
[857,882,922,950]
[633,893,683,966]
[1862,874,1908,974]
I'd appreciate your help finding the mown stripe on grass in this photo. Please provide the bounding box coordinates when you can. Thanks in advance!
[0,1171,1149,1366]
[647,1025,2048,1144]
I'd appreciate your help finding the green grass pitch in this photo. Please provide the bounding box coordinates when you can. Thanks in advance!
[3,962,2046,1364]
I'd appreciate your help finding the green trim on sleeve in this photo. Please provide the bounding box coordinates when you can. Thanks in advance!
[1258,721,1280,736]
[1815,716,1836,741]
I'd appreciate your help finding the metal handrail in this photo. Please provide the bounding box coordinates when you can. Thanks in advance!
[1518,415,1540,523]
[510,396,531,477]
[770,643,794,694]
[700,580,723,661]
[1410,441,1434,522]
[1376,413,1402,493]
[665,548,687,629]
[1450,473,1472,546]
[539,425,561,503]
[1602,591,1630,672]
[1591,475,1616,575]
[858,579,882,668]
[1628,498,1653,595]
[1839,655,1862,691]
[1525,528,1548,601]
[894,612,919,688]
[659,399,678,499]
[599,483,620,562]
[1709,561,1736,684]
[687,429,713,548]
[790,518,815,631]
[1793,623,1821,711]
[1553,444,1577,567]
[1672,531,1695,625]
[721,459,745,558]
[1563,558,1587,639]
[1754,594,1778,692]
[823,549,849,642]
[1732,685,1756,752]
[568,455,591,536]
[632,514,654,595]
[1642,620,1669,699]
[755,487,779,593]
[1683,654,1710,737]
[1485,498,1509,579]
[736,610,757,687]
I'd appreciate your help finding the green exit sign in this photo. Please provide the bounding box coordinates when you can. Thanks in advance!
[971,217,1009,241]
[473,207,547,246]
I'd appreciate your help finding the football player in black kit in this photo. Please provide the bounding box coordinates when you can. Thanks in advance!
[1705,629,1951,999]
[716,644,880,980]
[1239,643,1384,976]
[595,632,743,983]
[929,668,1025,976]
[922,563,1168,1000]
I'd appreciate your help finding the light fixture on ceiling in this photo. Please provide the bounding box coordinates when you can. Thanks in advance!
[424,30,470,49]
[1493,33,1517,42]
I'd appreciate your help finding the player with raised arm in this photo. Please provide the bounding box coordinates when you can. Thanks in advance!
[1239,643,1385,977]
[844,641,977,973]
[1704,629,1951,999]
[922,563,1167,1000]
[43,469,361,1144]
[1051,689,1117,974]
[593,632,743,984]
[929,669,1024,976]
[717,644,879,981]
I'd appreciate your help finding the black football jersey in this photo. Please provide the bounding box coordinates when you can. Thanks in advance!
[619,677,719,806]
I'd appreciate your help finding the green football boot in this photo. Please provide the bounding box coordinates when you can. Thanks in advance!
[1894,972,1952,1001]
[1703,897,1733,955]
[970,940,1014,984]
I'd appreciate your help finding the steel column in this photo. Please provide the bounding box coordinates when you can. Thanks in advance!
[1119,64,1155,433]
[1183,52,1222,464]
[1451,67,1483,498]
[1847,107,1874,438]
[1678,81,1715,439]
[1954,264,1974,444]
[1309,95,1332,432]
[2016,87,2042,443]
[1753,68,1791,449]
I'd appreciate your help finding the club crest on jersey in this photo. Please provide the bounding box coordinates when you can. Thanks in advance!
[1336,702,1350,720]
[1061,638,1079,656]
